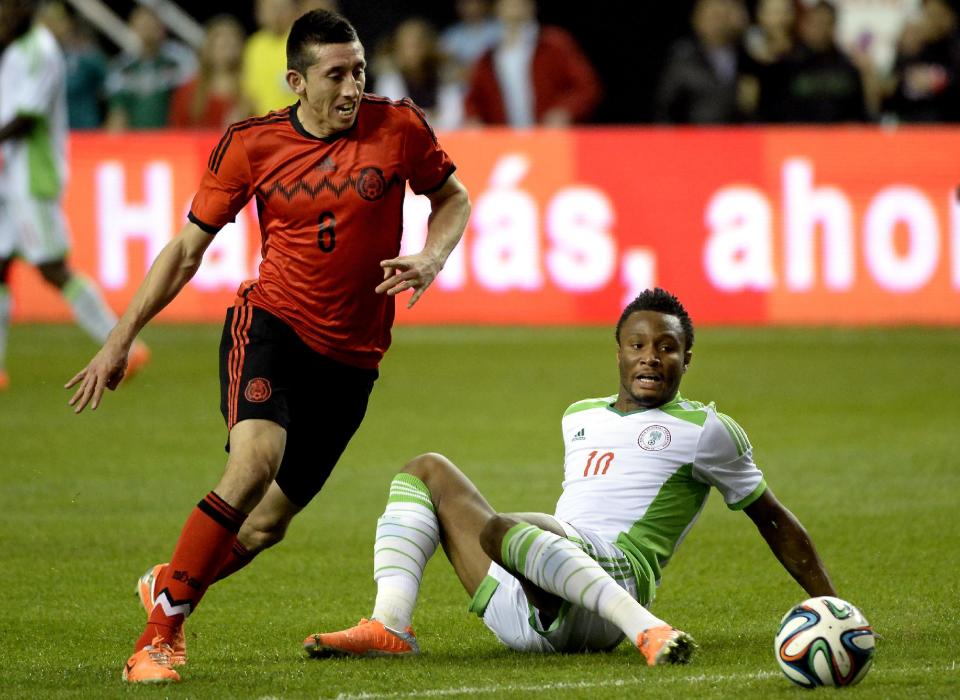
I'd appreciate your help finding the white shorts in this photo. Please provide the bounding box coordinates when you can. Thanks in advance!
[0,190,70,264]
[472,520,639,653]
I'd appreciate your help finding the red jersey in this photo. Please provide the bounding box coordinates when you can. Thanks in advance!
[189,95,456,368]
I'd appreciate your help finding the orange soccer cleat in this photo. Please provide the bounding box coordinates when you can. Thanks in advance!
[136,563,187,666]
[0,370,8,391]
[122,637,181,684]
[303,618,420,658]
[636,625,697,666]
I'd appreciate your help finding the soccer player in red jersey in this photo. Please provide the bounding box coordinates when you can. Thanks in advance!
[65,9,470,684]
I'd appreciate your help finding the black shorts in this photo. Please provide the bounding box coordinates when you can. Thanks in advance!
[219,304,378,507]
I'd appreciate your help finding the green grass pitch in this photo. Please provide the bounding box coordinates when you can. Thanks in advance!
[1,323,958,699]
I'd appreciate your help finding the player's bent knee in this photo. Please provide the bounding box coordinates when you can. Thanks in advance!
[227,445,281,477]
[219,451,283,510]
[402,452,454,482]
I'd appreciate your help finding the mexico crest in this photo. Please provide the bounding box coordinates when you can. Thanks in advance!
[244,377,272,403]
[356,167,386,201]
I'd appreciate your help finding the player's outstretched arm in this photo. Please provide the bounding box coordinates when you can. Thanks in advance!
[65,222,214,413]
[744,488,838,598]
[376,174,470,308]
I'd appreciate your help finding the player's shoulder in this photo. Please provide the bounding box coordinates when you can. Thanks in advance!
[362,93,421,117]
[207,107,295,170]
[654,394,717,428]
[361,93,437,135]
[7,24,58,62]
[674,397,752,456]
[222,106,296,138]
[562,395,617,419]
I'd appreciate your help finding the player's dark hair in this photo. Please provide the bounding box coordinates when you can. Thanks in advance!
[287,9,358,74]
[615,288,695,350]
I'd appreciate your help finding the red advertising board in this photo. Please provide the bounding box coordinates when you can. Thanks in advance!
[8,127,960,325]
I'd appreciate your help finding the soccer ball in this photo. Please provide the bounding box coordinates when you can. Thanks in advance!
[774,596,875,688]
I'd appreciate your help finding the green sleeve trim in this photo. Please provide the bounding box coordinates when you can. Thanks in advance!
[563,396,616,417]
[467,575,500,617]
[716,412,750,456]
[729,478,767,511]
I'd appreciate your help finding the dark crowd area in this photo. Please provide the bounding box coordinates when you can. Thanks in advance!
[23,0,960,130]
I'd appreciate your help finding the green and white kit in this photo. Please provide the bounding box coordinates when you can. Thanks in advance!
[470,393,767,652]
[0,24,71,263]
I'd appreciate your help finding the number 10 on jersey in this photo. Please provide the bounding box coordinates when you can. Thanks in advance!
[583,450,615,477]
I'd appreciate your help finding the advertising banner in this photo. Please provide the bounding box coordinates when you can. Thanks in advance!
[9,127,959,325]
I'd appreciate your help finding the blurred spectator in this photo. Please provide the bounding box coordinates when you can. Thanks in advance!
[242,0,298,115]
[464,0,601,126]
[374,18,463,130]
[655,0,751,123]
[105,6,196,130]
[883,0,960,122]
[745,0,798,64]
[832,0,920,80]
[741,0,799,119]
[39,1,107,129]
[170,16,250,129]
[439,0,501,77]
[762,0,870,122]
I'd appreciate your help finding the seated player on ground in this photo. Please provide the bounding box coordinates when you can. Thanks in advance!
[303,288,838,665]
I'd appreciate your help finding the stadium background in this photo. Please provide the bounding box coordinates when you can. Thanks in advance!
[97,0,680,124]
[9,0,960,326]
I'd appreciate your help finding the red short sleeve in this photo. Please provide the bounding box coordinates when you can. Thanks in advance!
[189,128,255,233]
[401,99,456,195]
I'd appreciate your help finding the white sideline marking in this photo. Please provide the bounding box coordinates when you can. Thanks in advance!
[257,663,956,700]
[323,671,781,700]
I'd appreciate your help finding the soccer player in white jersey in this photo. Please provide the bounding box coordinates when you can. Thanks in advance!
[0,0,148,391]
[304,288,838,665]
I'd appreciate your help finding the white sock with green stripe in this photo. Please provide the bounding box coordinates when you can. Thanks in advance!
[0,284,10,372]
[62,274,116,342]
[501,522,666,642]
[371,473,440,630]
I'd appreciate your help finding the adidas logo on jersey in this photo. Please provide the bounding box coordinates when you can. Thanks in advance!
[572,428,586,441]
[316,156,337,172]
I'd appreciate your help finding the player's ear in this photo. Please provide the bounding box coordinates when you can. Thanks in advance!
[683,350,692,371]
[286,69,306,95]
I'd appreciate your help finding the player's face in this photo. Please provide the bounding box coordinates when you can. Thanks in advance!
[291,41,366,136]
[615,311,691,411]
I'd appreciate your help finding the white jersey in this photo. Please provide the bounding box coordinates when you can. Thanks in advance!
[554,393,766,603]
[0,24,69,199]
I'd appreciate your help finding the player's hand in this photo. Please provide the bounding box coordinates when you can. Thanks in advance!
[376,252,442,308]
[64,339,130,413]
